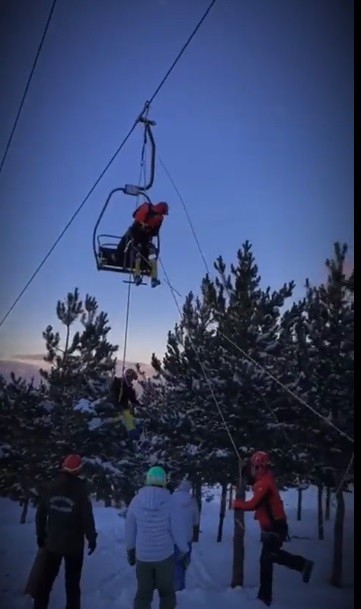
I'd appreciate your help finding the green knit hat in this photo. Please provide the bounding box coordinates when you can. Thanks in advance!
[146,466,167,487]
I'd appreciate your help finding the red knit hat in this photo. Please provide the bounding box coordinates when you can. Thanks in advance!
[61,454,83,474]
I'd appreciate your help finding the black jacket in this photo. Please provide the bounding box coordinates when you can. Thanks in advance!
[111,377,138,409]
[36,472,97,555]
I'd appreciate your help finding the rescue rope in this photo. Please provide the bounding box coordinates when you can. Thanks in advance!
[158,158,354,446]
[121,129,149,377]
[158,259,241,460]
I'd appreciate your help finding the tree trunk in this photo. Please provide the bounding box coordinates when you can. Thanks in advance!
[20,498,29,524]
[193,482,202,542]
[325,487,331,521]
[231,477,246,587]
[330,475,345,587]
[228,484,234,510]
[297,487,302,521]
[317,485,324,540]
[217,482,228,542]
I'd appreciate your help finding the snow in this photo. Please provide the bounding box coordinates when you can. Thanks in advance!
[74,398,94,413]
[0,486,354,609]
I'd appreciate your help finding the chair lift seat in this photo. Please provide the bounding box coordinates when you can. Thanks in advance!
[98,244,151,276]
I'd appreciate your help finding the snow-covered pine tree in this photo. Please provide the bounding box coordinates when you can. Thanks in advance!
[293,243,354,586]
[202,241,297,479]
[270,299,317,487]
[201,241,299,586]
[0,373,50,521]
[39,288,142,503]
[140,242,303,488]
[288,244,354,487]
[136,294,226,485]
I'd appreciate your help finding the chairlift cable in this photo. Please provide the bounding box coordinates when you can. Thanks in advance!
[0,0,218,329]
[0,0,58,179]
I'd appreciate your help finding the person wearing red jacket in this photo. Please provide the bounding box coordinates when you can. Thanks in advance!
[116,201,169,287]
[234,451,314,607]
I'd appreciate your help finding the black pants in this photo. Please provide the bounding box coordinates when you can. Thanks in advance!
[259,531,306,604]
[33,550,83,609]
[116,226,150,268]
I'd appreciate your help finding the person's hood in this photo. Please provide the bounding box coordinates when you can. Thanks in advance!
[136,485,170,511]
[173,481,194,508]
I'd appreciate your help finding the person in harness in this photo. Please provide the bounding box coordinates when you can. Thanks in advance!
[234,451,314,607]
[111,368,143,440]
[116,201,169,287]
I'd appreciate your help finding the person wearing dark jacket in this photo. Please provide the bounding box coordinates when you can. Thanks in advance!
[33,454,97,609]
[111,369,142,440]
[234,451,314,607]
[116,201,169,287]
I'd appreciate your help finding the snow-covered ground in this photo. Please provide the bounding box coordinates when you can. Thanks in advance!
[0,486,354,609]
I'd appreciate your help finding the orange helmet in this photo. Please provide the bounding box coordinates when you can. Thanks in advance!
[153,202,169,215]
[250,451,270,469]
[61,454,83,475]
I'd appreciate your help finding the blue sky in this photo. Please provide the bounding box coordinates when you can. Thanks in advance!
[0,0,354,364]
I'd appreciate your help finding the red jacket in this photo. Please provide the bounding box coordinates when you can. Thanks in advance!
[233,471,286,531]
[133,203,165,236]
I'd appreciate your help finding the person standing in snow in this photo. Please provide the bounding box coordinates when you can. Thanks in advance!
[125,466,189,609]
[33,454,97,609]
[233,451,314,607]
[170,479,200,591]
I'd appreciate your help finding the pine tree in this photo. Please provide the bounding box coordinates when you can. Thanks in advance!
[0,373,50,521]
[140,242,303,486]
[294,244,354,586]
[290,244,354,486]
[38,288,142,502]
[202,241,298,477]
[137,293,233,486]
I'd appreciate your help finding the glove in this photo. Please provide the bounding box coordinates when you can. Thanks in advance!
[127,548,136,566]
[88,539,97,555]
[37,536,46,549]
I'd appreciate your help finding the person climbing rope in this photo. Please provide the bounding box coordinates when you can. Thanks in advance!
[116,201,169,287]
[233,451,314,607]
[111,368,142,439]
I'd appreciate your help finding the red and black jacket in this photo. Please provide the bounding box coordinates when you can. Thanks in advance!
[234,470,287,533]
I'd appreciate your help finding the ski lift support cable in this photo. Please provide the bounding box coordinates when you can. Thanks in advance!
[0,0,58,179]
[0,0,218,330]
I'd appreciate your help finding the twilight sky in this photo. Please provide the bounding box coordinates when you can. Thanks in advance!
[0,0,354,364]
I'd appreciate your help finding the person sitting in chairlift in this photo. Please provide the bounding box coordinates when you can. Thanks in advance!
[116,201,169,287]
